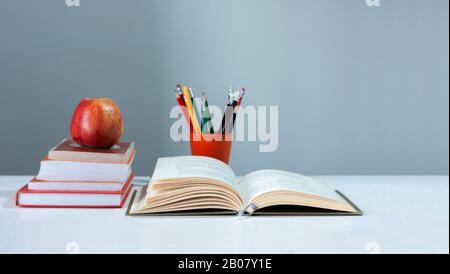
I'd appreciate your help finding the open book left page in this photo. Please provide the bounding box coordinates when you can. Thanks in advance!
[129,156,244,214]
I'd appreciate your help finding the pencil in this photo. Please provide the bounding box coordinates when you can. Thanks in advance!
[201,93,215,134]
[175,88,193,131]
[182,85,201,134]
[189,87,202,129]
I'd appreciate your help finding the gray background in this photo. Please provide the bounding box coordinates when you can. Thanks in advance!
[0,0,448,176]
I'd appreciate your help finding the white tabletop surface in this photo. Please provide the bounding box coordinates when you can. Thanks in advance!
[0,175,448,254]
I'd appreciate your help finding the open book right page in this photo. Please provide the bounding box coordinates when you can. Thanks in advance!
[238,170,352,212]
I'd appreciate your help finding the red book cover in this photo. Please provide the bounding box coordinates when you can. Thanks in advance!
[16,177,134,208]
[48,138,135,164]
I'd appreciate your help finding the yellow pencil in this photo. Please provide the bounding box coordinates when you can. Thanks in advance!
[182,85,201,134]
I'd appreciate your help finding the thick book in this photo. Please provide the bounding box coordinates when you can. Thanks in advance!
[48,138,135,164]
[36,151,135,182]
[28,172,135,192]
[16,179,133,208]
[127,156,362,216]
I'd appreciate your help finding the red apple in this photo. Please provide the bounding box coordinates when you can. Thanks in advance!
[70,98,124,149]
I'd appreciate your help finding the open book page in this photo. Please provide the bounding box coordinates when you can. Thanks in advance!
[239,170,346,206]
[149,156,239,191]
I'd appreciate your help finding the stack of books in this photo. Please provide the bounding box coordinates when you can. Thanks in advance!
[16,138,135,208]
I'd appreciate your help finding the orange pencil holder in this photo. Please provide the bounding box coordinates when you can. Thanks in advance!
[190,133,232,164]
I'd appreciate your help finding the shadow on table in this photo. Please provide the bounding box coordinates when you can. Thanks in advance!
[132,177,149,186]
[0,190,16,208]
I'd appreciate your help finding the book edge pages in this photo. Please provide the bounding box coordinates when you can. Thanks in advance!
[28,172,135,193]
[250,191,363,216]
[125,189,363,216]
[126,187,238,216]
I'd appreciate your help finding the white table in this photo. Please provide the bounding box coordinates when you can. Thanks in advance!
[0,175,448,254]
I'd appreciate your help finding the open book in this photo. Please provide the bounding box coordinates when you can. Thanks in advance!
[127,156,362,216]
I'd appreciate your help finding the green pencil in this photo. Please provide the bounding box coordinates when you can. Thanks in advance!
[189,88,202,130]
[201,93,215,134]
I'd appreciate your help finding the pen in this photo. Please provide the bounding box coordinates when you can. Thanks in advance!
[221,87,236,134]
[231,88,245,130]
